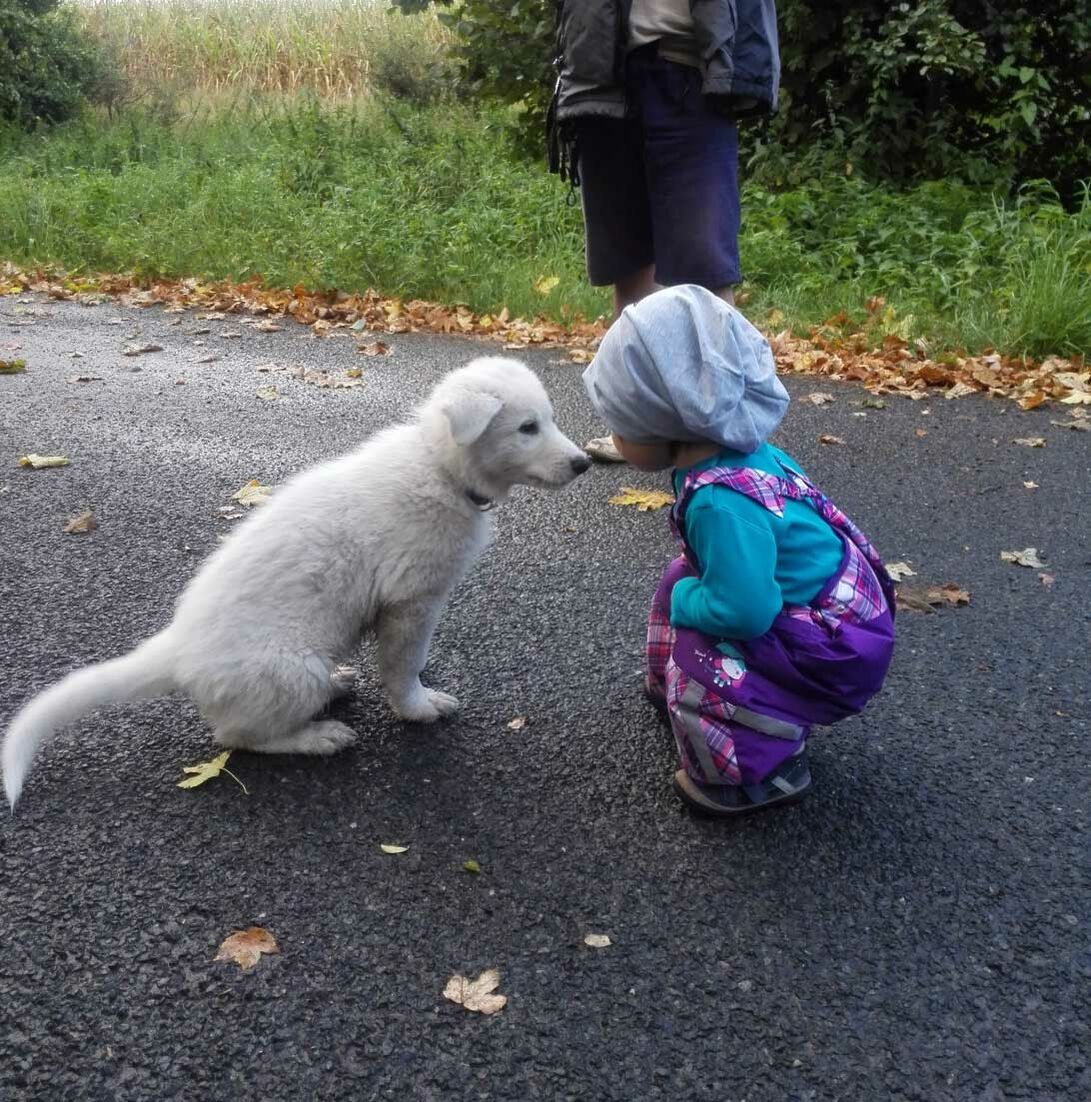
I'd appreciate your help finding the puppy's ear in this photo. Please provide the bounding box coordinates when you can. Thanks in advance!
[442,390,503,445]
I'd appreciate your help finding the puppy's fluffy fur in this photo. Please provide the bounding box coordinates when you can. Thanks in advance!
[3,356,589,809]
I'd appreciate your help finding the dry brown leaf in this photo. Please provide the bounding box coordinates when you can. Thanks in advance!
[915,427,928,438]
[806,392,835,406]
[1012,437,1045,448]
[253,320,282,332]
[506,715,528,731]
[1001,548,1046,569]
[609,487,674,511]
[896,583,969,612]
[214,927,279,971]
[0,358,26,374]
[928,583,970,606]
[63,510,97,534]
[1038,572,1056,588]
[886,561,917,582]
[356,340,389,356]
[122,343,162,356]
[1051,418,1090,432]
[818,434,845,445]
[443,969,507,1015]
[66,374,103,383]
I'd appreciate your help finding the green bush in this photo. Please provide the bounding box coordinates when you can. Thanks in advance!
[0,0,104,127]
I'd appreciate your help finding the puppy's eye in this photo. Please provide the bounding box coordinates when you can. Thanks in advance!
[519,421,539,435]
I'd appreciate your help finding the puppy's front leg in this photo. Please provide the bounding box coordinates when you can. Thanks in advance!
[375,597,459,723]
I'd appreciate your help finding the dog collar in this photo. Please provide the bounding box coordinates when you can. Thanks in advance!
[464,488,495,511]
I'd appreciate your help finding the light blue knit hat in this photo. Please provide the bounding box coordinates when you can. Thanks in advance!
[582,285,789,453]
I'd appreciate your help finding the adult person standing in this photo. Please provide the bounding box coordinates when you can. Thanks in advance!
[548,0,780,460]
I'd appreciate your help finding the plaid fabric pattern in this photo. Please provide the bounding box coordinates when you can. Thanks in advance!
[646,601,673,699]
[665,660,743,785]
[671,460,897,617]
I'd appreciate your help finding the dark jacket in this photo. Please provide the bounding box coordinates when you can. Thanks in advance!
[552,0,780,123]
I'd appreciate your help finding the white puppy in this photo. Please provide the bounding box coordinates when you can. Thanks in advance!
[3,356,590,809]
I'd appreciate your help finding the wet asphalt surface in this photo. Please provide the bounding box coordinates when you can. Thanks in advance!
[0,294,1088,1101]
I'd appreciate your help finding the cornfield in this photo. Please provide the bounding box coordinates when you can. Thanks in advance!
[76,0,455,98]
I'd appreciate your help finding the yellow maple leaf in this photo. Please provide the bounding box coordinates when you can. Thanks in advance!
[609,487,674,511]
[18,454,69,469]
[177,750,248,794]
[533,274,560,296]
[231,479,272,507]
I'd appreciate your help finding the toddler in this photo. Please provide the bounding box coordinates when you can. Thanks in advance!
[583,286,896,816]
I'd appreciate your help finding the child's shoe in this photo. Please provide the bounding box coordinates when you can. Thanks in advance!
[672,747,811,817]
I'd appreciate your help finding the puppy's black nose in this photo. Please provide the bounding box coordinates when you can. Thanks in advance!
[571,454,592,475]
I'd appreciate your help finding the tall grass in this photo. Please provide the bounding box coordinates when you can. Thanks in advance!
[76,0,456,99]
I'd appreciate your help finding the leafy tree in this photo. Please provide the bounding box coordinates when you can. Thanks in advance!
[0,0,104,128]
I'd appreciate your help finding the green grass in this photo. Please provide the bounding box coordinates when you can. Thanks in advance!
[1,89,1089,355]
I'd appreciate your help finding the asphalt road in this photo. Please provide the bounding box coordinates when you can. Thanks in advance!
[1,294,1088,1101]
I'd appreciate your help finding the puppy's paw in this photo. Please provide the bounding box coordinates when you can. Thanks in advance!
[425,689,460,717]
[302,720,358,755]
[391,688,460,724]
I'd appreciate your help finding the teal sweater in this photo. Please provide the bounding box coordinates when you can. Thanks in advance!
[670,444,844,641]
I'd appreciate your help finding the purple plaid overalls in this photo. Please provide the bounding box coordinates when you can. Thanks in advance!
[646,461,897,788]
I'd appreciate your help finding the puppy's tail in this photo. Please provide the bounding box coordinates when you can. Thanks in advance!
[3,632,176,812]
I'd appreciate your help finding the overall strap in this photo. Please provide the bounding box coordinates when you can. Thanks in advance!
[671,460,897,611]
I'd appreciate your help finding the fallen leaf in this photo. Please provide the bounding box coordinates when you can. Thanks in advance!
[196,354,220,364]
[861,397,887,410]
[506,716,528,731]
[915,427,928,438]
[18,454,69,469]
[886,561,917,582]
[0,358,26,374]
[818,434,845,445]
[533,274,560,296]
[219,331,243,340]
[66,374,103,384]
[231,480,272,507]
[1012,437,1045,447]
[609,487,674,511]
[177,750,249,793]
[253,320,282,332]
[443,969,507,1015]
[63,510,97,534]
[1051,418,1090,432]
[345,368,363,379]
[895,588,937,614]
[1023,481,1038,489]
[356,340,389,356]
[806,392,835,406]
[928,583,970,606]
[1001,547,1046,569]
[122,342,163,356]
[255,385,279,401]
[214,927,278,971]
[380,843,409,854]
[463,859,482,875]
[584,933,612,949]
[1038,572,1056,588]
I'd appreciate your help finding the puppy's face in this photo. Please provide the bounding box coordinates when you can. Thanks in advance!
[437,357,591,493]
